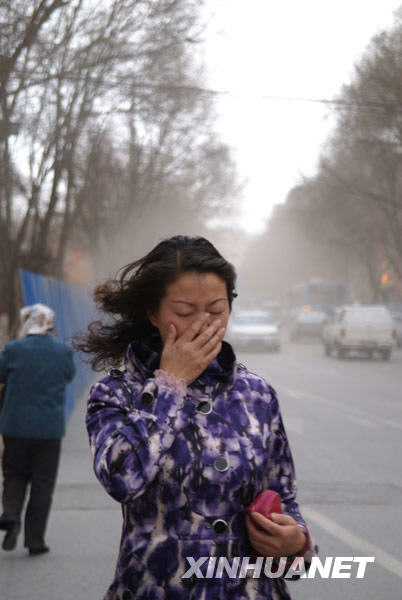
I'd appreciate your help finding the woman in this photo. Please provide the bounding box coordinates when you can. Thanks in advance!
[0,303,76,554]
[77,236,316,600]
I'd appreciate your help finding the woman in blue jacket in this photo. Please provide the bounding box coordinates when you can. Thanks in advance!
[77,236,316,599]
[0,303,76,554]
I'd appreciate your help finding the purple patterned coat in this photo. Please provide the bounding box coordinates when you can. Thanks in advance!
[87,336,315,600]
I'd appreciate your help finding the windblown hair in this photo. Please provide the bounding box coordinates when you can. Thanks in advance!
[73,235,237,371]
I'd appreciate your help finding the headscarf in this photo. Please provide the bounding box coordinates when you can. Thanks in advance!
[19,303,55,338]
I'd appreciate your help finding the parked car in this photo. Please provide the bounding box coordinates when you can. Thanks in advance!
[227,310,281,352]
[392,313,402,347]
[322,305,396,360]
[289,309,327,341]
[387,307,402,347]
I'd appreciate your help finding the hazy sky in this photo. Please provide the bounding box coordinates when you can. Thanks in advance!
[203,0,402,233]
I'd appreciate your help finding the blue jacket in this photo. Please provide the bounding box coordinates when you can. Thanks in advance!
[0,334,76,439]
[87,336,316,600]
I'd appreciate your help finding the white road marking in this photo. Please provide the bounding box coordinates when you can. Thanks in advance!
[377,418,402,431]
[343,413,378,429]
[276,387,306,399]
[279,388,402,431]
[263,355,341,378]
[303,506,402,579]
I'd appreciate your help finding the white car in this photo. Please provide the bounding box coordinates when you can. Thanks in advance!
[289,309,327,341]
[322,305,396,360]
[227,310,281,352]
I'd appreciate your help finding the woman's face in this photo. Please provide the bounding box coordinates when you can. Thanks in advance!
[148,271,230,343]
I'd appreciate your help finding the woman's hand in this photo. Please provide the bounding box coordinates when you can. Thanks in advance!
[246,512,306,558]
[159,313,226,385]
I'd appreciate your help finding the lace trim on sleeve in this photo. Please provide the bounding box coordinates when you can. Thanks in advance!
[154,369,187,396]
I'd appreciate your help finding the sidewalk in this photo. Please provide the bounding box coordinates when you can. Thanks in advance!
[0,395,122,599]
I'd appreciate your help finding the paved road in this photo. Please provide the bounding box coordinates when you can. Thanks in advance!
[237,340,402,600]
[0,391,122,599]
[0,340,401,599]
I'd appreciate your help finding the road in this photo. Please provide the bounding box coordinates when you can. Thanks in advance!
[237,339,402,600]
[0,339,401,599]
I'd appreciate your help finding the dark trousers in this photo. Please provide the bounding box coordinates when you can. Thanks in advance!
[0,436,61,549]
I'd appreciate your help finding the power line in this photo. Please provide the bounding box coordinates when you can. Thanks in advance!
[8,72,401,113]
[177,84,402,113]
[131,83,397,114]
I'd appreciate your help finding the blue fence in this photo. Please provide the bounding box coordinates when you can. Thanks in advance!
[19,269,96,418]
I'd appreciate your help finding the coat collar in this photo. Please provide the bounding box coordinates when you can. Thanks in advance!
[125,334,237,388]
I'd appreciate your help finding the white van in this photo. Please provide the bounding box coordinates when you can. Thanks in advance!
[322,305,396,360]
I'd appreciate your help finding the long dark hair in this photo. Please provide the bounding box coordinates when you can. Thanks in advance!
[74,235,237,371]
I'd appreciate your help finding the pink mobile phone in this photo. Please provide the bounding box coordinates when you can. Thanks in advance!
[248,490,283,519]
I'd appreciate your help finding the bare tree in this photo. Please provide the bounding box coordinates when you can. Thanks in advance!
[248,12,402,303]
[0,0,240,330]
[0,0,68,326]
[317,15,402,294]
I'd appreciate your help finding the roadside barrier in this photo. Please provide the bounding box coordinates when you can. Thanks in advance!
[19,269,96,418]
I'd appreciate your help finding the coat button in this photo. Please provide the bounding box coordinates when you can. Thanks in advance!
[141,391,154,405]
[141,380,158,405]
[213,457,229,472]
[212,519,228,534]
[110,369,122,377]
[197,400,212,414]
